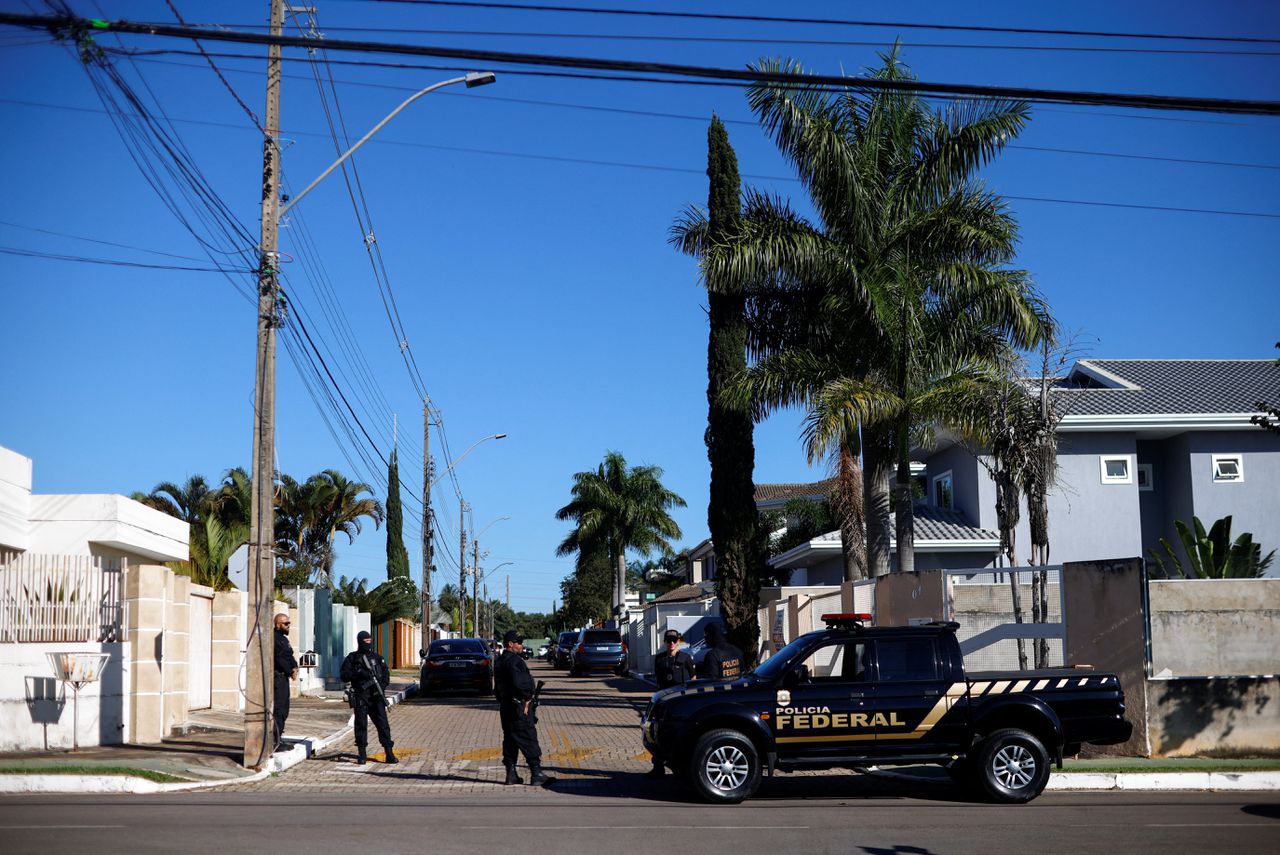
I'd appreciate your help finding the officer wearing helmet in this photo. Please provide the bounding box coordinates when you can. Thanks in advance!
[340,630,397,765]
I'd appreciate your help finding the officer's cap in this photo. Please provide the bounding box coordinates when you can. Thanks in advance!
[663,629,681,643]
[503,629,523,644]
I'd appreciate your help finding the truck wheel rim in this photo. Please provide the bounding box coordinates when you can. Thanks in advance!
[992,744,1036,789]
[705,745,749,791]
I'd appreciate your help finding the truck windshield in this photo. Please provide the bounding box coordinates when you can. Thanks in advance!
[752,632,825,680]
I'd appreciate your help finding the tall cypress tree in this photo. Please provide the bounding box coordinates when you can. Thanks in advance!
[385,449,410,579]
[704,116,762,663]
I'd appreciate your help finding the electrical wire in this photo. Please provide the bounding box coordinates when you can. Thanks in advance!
[4,13,1278,115]
[0,245,249,270]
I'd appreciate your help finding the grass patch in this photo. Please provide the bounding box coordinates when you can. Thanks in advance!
[0,765,188,784]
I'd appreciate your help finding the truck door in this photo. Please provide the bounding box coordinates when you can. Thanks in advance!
[770,640,874,761]
[871,636,967,753]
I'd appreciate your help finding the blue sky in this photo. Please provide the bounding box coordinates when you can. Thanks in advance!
[1,1,1277,616]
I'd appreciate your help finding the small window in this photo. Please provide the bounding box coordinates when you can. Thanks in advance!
[1100,455,1132,485]
[1137,463,1153,492]
[1212,454,1244,483]
[932,470,954,510]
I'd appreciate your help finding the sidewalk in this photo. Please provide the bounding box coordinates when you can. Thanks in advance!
[0,682,416,793]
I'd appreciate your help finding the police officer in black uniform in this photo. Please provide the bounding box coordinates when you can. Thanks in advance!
[697,622,744,680]
[645,628,695,778]
[494,629,553,786]
[340,630,397,765]
[272,612,297,753]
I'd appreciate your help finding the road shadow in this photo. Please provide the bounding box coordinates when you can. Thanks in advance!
[1241,803,1280,820]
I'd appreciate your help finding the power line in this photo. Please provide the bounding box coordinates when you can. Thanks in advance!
[351,0,1280,46]
[0,245,249,270]
[0,219,220,260]
[134,22,1280,56]
[5,13,1279,115]
[6,95,1277,217]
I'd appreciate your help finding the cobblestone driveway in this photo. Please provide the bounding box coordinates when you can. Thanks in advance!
[229,660,658,795]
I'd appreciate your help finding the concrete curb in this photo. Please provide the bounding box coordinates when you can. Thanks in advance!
[0,683,419,794]
[866,766,1280,792]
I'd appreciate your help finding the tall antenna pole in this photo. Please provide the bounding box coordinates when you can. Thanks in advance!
[245,0,284,771]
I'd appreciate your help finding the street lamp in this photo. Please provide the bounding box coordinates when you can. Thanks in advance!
[280,71,497,218]
[430,433,508,489]
[472,516,510,632]
[246,59,497,769]
[478,561,513,640]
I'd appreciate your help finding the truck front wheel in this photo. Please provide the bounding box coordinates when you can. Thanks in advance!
[974,728,1050,804]
[690,728,762,804]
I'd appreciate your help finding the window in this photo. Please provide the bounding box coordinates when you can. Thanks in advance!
[1212,454,1244,483]
[1137,463,1153,492]
[932,470,954,510]
[874,638,940,681]
[1099,455,1132,485]
[796,641,868,683]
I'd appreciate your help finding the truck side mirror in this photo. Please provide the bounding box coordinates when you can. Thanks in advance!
[419,649,426,658]
[783,665,808,689]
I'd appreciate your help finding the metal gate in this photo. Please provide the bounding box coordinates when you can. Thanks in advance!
[188,593,212,710]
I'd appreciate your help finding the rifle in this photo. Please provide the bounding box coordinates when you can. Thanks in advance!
[362,653,391,708]
[529,680,546,717]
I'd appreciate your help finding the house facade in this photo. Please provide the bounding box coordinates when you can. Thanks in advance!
[759,358,1280,583]
[923,359,1280,572]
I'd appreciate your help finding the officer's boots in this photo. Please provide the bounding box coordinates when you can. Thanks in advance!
[503,763,523,785]
[383,744,398,764]
[356,746,367,765]
[528,764,554,787]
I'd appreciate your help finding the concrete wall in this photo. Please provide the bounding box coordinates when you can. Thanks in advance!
[1149,579,1280,676]
[1062,557,1150,756]
[0,641,128,751]
[1148,676,1279,757]
[875,570,947,626]
[0,445,33,553]
[211,590,244,711]
[27,495,188,565]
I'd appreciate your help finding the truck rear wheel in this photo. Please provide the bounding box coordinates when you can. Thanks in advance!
[974,728,1050,804]
[690,728,761,804]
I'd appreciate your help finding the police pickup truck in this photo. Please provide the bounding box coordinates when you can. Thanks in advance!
[641,614,1132,804]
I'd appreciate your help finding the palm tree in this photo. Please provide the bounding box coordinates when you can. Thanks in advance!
[555,451,686,621]
[132,475,213,574]
[691,48,1051,574]
[306,469,384,583]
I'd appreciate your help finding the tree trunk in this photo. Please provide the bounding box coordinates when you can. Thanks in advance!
[613,543,627,623]
[893,453,915,575]
[836,436,867,581]
[863,427,893,578]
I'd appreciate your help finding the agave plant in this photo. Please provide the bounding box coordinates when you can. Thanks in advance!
[1147,515,1276,579]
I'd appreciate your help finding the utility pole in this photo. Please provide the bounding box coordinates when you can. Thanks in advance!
[483,582,489,640]
[458,503,467,636]
[421,400,433,647]
[472,538,481,642]
[245,0,284,772]
[506,575,510,612]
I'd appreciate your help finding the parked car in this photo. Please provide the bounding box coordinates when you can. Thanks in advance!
[537,644,549,659]
[569,628,627,677]
[552,631,577,669]
[642,614,1132,804]
[420,638,493,695]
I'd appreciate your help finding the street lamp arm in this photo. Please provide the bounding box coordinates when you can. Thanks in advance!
[280,72,495,218]
[430,433,507,489]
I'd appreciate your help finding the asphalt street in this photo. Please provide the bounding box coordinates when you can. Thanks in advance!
[0,790,1277,854]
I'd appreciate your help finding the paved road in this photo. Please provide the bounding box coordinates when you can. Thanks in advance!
[1,791,1276,854]
[2,661,1276,853]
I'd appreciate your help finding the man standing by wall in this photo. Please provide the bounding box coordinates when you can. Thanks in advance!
[646,629,695,778]
[494,630,553,787]
[340,631,397,765]
[272,613,297,752]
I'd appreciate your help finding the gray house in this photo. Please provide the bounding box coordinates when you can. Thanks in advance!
[769,358,1280,583]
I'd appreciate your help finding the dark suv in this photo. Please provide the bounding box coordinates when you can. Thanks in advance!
[569,628,627,677]
[552,631,577,669]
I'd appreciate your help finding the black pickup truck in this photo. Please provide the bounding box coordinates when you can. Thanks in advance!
[641,614,1132,804]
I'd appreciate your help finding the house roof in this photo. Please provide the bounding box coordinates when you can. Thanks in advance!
[651,580,716,603]
[769,504,999,569]
[1055,359,1279,418]
[754,479,836,505]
